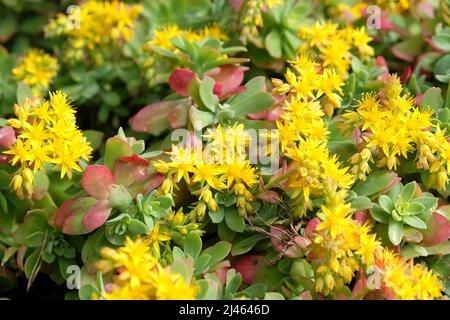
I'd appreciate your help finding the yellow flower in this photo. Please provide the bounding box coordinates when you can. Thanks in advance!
[3,91,92,196]
[45,0,142,63]
[146,223,171,257]
[12,48,59,96]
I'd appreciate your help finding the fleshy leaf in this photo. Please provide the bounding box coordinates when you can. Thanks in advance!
[82,200,112,234]
[55,197,98,235]
[128,99,188,135]
[114,155,149,187]
[82,165,114,199]
[0,126,16,149]
[208,64,247,100]
[420,212,450,246]
[231,255,265,285]
[168,68,197,96]
[104,136,133,171]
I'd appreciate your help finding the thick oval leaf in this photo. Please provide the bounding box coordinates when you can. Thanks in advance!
[82,165,114,199]
[388,218,404,245]
[402,216,427,229]
[370,204,390,224]
[420,212,450,246]
[103,136,133,171]
[184,232,202,261]
[231,255,265,285]
[378,195,394,213]
[224,207,245,232]
[128,99,188,135]
[168,68,197,96]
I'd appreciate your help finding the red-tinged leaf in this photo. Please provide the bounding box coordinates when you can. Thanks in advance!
[0,126,16,149]
[208,64,247,100]
[213,83,222,96]
[125,173,165,198]
[305,218,321,240]
[351,270,367,299]
[247,110,268,120]
[354,211,370,225]
[420,212,450,246]
[82,200,112,234]
[270,225,290,253]
[114,155,149,187]
[213,266,229,286]
[104,136,133,171]
[169,68,197,96]
[82,165,114,199]
[227,0,244,13]
[168,103,189,129]
[129,99,187,135]
[298,291,313,300]
[256,190,281,203]
[376,56,388,68]
[55,197,98,235]
[392,36,425,62]
[16,245,27,271]
[118,154,149,166]
[231,255,265,285]
[400,66,411,84]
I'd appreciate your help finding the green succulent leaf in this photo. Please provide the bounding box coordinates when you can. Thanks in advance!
[388,218,404,245]
[402,216,427,229]
[370,204,390,224]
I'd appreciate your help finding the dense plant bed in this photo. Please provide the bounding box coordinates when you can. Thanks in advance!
[0,0,449,300]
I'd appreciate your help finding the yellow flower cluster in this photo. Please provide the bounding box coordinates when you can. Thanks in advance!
[12,48,59,97]
[4,92,92,198]
[273,52,382,295]
[148,24,229,51]
[45,0,142,64]
[96,237,198,300]
[298,21,374,76]
[154,124,259,220]
[274,47,443,298]
[375,248,443,300]
[342,75,450,189]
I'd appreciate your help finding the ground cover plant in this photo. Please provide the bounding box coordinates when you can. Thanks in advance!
[0,0,449,300]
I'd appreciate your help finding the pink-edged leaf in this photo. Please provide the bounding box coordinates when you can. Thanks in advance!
[400,66,412,84]
[376,56,388,68]
[213,266,229,286]
[82,165,114,199]
[231,255,265,285]
[104,136,133,171]
[208,64,247,100]
[247,110,268,120]
[227,0,244,13]
[0,126,16,149]
[82,200,112,234]
[168,103,189,129]
[420,212,450,246]
[129,99,188,135]
[305,218,321,240]
[354,211,370,225]
[114,155,149,187]
[256,190,281,203]
[55,197,98,235]
[122,173,165,198]
[351,269,368,299]
[16,245,27,271]
[169,68,197,96]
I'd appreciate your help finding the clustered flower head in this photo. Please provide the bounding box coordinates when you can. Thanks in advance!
[96,237,198,300]
[342,75,450,189]
[12,48,59,97]
[154,123,259,220]
[4,91,92,198]
[375,248,443,300]
[299,21,374,75]
[45,0,142,64]
[147,24,229,52]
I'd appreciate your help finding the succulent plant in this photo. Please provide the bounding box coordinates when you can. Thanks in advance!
[370,182,438,245]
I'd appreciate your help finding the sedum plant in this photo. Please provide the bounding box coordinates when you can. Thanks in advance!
[370,182,438,245]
